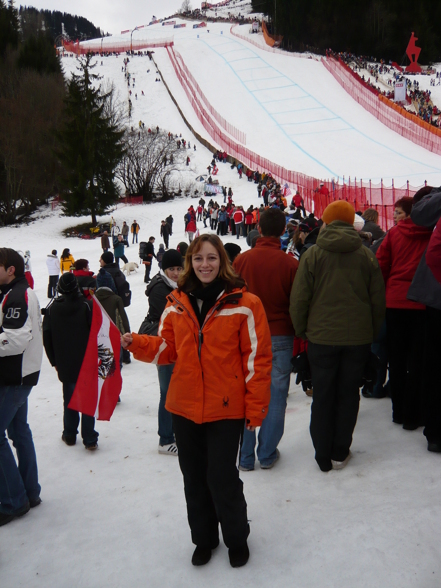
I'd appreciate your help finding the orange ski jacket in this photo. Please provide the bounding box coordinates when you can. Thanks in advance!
[128,287,272,426]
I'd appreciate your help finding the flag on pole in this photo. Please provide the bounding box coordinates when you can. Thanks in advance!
[284,183,292,198]
[68,297,122,421]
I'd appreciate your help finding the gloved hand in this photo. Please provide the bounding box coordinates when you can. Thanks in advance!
[361,352,381,395]
[291,351,312,393]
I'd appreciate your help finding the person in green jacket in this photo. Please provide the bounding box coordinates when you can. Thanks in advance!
[289,201,385,473]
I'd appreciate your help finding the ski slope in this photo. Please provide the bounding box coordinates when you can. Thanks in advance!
[72,18,441,185]
[2,15,441,588]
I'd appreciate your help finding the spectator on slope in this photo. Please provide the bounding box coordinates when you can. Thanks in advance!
[60,248,75,274]
[291,191,306,217]
[376,197,432,431]
[156,244,166,269]
[43,273,99,450]
[122,234,272,568]
[101,230,111,252]
[131,220,140,244]
[160,220,171,250]
[407,186,441,453]
[290,201,385,472]
[113,234,129,268]
[234,208,298,471]
[46,249,60,298]
[0,248,43,526]
[138,249,184,456]
[142,237,156,283]
[361,209,386,242]
[121,221,130,246]
[233,206,245,239]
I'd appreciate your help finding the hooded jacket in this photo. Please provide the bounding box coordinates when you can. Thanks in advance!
[376,217,432,310]
[290,221,385,345]
[46,254,59,276]
[128,287,272,427]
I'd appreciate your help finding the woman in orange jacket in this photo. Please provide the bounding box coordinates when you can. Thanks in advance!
[122,234,272,568]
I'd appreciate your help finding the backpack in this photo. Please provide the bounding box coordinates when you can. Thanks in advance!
[113,272,132,307]
[139,241,148,261]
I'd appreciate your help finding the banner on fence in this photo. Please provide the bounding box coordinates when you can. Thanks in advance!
[394,81,406,103]
[174,24,187,29]
[163,21,176,26]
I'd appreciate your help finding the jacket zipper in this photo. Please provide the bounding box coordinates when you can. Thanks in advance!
[168,291,241,360]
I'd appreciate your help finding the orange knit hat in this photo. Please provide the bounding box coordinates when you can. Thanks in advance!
[322,201,355,225]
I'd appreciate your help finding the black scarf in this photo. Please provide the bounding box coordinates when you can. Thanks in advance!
[188,279,225,327]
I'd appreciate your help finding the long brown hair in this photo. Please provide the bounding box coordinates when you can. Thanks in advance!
[178,234,245,293]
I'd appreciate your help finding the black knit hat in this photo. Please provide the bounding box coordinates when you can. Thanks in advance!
[101,251,114,264]
[162,249,183,271]
[224,242,242,263]
[58,272,79,295]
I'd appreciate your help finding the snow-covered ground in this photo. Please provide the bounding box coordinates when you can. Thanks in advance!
[3,16,441,588]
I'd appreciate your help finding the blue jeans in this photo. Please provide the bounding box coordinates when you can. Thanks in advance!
[240,335,294,468]
[0,385,40,514]
[157,364,175,446]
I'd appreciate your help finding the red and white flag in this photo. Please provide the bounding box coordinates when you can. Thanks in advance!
[68,297,122,421]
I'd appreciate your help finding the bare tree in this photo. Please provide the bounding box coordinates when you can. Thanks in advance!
[180,0,192,14]
[117,129,187,201]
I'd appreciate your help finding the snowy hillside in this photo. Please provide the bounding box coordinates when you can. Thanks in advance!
[2,14,441,588]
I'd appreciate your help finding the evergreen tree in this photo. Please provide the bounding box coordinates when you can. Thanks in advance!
[17,32,61,74]
[56,54,125,225]
[0,0,19,56]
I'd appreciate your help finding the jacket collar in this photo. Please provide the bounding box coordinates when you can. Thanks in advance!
[255,236,282,250]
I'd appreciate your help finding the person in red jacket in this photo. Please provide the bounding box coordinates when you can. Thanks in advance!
[122,234,272,568]
[376,197,432,429]
[233,206,245,239]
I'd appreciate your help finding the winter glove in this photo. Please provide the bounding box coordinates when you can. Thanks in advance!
[361,352,381,395]
[291,351,312,393]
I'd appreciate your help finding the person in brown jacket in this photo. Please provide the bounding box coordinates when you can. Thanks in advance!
[101,231,110,252]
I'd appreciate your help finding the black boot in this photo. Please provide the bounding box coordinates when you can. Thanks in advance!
[228,542,250,568]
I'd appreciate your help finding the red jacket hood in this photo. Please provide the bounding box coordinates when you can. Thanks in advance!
[394,217,432,239]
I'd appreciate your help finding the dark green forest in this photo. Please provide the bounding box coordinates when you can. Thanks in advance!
[19,5,104,41]
[252,0,441,64]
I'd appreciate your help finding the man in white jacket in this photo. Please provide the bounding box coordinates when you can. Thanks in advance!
[46,249,59,298]
[0,248,43,526]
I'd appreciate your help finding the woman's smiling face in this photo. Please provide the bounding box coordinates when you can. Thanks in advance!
[191,242,220,286]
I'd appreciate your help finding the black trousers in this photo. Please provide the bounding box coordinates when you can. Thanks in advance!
[386,308,425,428]
[47,275,59,298]
[308,342,370,471]
[423,307,441,444]
[172,415,249,549]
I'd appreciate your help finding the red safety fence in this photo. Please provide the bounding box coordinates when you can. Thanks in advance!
[118,195,143,205]
[63,37,174,55]
[165,46,426,230]
[323,56,441,156]
[170,47,246,144]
